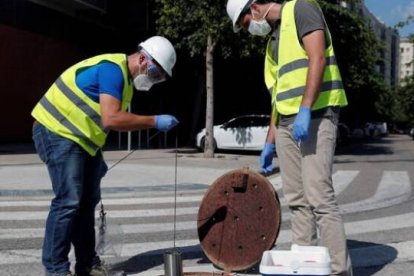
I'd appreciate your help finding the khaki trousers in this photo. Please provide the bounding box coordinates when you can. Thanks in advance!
[276,113,352,276]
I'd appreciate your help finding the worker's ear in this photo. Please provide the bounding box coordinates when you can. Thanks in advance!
[250,3,260,15]
[138,52,146,65]
[136,52,148,75]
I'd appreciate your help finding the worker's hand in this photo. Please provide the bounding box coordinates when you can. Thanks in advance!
[259,142,275,174]
[155,115,179,132]
[292,106,311,141]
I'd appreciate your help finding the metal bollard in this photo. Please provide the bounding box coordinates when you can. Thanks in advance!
[164,251,183,276]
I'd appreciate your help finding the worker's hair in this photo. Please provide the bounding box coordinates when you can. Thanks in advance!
[239,0,279,19]
[254,0,279,4]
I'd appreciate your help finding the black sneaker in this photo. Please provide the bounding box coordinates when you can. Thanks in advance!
[89,260,109,276]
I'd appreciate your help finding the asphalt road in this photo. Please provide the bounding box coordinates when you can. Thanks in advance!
[0,134,413,275]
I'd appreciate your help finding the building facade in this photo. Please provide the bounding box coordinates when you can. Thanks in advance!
[400,37,414,82]
[340,0,400,88]
[361,2,400,88]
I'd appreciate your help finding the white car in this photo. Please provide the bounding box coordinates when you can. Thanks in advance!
[364,122,388,137]
[196,115,270,151]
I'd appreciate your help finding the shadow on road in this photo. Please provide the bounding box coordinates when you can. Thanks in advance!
[348,239,398,276]
[111,245,206,274]
[110,244,264,275]
[335,140,394,156]
[112,239,399,275]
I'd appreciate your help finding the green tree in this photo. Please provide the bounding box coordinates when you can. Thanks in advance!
[155,0,391,147]
[156,0,262,158]
[391,77,414,127]
[154,0,264,157]
[392,16,414,128]
[319,0,389,125]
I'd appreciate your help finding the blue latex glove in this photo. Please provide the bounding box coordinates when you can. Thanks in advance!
[259,142,275,174]
[292,106,311,141]
[155,115,179,132]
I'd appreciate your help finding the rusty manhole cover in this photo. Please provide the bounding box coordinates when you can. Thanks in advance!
[197,168,281,272]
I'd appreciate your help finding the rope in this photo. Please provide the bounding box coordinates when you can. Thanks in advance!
[107,131,161,171]
[99,131,161,236]
[173,134,178,249]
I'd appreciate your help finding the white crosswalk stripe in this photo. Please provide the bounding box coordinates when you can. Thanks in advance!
[332,170,360,195]
[0,169,412,275]
[340,171,412,213]
[0,207,200,221]
[0,195,204,207]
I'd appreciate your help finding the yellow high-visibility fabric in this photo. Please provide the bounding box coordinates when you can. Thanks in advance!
[264,39,279,123]
[32,54,133,156]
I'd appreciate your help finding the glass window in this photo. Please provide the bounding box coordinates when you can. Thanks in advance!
[251,116,271,127]
[226,116,270,128]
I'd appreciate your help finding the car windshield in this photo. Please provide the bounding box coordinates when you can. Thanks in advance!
[224,116,269,128]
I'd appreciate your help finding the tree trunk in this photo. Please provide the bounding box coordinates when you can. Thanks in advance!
[204,35,216,158]
[189,70,205,147]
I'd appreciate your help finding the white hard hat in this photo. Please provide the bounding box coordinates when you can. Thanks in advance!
[139,36,176,77]
[226,0,251,32]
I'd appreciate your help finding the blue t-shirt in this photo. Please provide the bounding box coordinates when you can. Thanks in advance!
[75,61,124,103]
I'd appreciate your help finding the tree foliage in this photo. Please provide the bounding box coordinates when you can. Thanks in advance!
[154,0,264,58]
[154,0,266,157]
[388,15,414,127]
[319,0,389,125]
[389,77,414,127]
[154,0,398,133]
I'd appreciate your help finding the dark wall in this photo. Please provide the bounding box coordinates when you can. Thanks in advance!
[0,0,150,143]
[0,24,81,142]
[0,0,271,148]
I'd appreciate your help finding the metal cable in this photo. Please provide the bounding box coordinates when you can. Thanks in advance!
[173,134,178,249]
[107,131,161,171]
[99,131,161,227]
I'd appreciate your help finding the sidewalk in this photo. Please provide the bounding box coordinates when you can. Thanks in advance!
[0,144,264,194]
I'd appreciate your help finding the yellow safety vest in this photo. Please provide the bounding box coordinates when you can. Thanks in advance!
[264,0,347,119]
[32,54,133,156]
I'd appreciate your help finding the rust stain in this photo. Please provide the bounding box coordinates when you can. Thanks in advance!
[197,168,281,272]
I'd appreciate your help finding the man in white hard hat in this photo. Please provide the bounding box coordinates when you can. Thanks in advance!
[226,1,352,275]
[31,36,178,276]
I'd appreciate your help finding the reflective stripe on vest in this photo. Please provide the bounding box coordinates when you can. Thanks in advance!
[31,54,133,156]
[264,0,347,116]
[55,77,103,129]
[277,80,344,101]
[38,96,100,151]
[278,56,337,79]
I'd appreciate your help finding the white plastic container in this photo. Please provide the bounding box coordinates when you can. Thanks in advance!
[260,244,331,276]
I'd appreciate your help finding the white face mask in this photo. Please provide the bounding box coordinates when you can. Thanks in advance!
[248,3,274,37]
[133,74,154,91]
[133,52,166,91]
[248,19,272,36]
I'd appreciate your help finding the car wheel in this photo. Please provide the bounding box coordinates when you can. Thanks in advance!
[200,136,217,152]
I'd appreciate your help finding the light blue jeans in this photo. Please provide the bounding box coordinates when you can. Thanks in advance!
[32,123,107,275]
